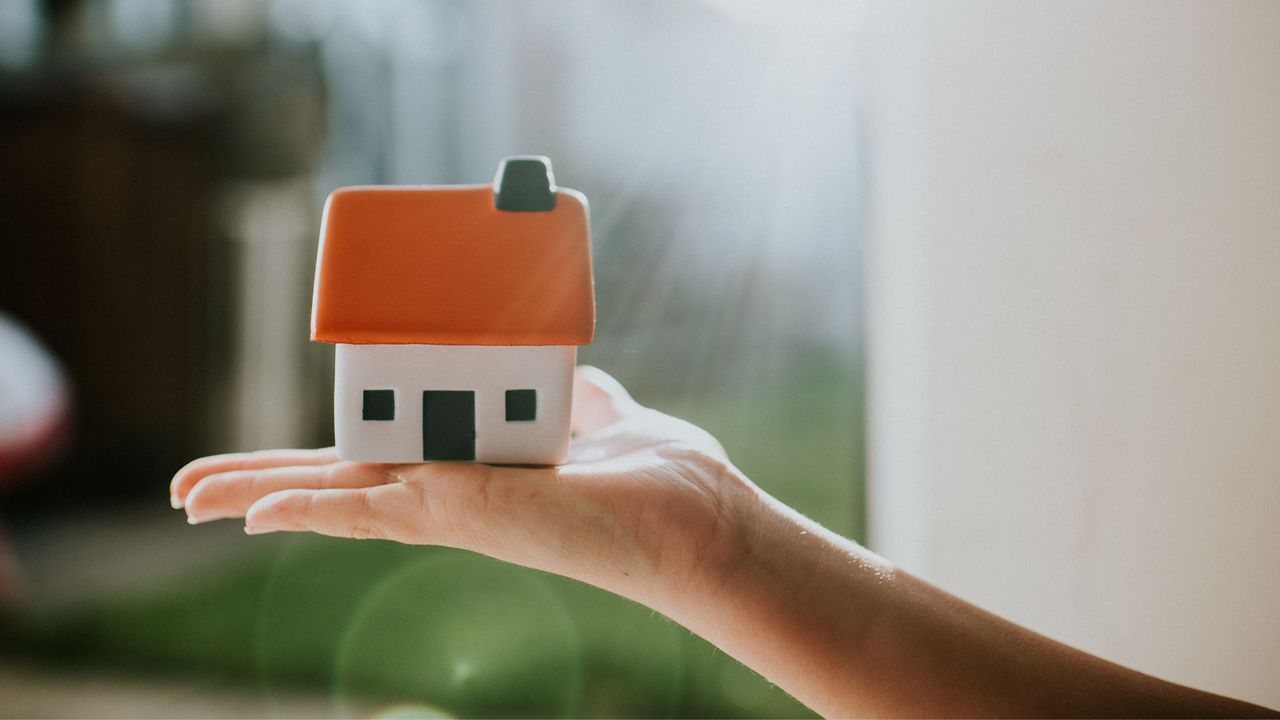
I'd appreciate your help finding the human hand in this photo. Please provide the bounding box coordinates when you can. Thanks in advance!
[170,366,762,608]
[171,367,1280,719]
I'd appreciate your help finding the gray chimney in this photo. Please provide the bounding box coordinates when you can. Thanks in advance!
[493,156,557,212]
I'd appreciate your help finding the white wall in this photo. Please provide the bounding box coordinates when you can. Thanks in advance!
[863,0,1280,708]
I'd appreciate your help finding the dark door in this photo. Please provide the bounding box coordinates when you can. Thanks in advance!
[422,390,476,461]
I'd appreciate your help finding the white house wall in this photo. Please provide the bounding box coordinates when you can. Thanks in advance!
[335,344,576,465]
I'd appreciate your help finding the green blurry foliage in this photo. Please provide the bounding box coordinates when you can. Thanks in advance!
[1,537,812,717]
[0,365,856,717]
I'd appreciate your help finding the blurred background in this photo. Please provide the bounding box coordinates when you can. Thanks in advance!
[0,0,860,717]
[2,0,1279,718]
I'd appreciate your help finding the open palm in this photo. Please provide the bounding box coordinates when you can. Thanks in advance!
[171,366,756,607]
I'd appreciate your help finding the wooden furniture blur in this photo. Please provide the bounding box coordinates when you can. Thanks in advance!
[0,66,230,503]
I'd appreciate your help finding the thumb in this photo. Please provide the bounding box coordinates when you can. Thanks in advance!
[572,365,643,436]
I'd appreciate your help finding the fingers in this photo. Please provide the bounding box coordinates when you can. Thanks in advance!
[244,483,427,541]
[170,448,338,508]
[572,365,644,436]
[183,462,393,524]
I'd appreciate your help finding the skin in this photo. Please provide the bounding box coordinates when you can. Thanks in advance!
[172,366,1278,718]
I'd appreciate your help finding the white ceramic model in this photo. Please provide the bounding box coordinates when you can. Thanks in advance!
[311,156,595,466]
[334,344,575,464]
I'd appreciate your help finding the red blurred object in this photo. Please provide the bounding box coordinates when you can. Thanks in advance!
[0,312,71,484]
[0,311,70,600]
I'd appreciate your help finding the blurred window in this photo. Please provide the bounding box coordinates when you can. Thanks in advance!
[0,0,40,67]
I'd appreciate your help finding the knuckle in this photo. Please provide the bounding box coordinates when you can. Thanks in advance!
[243,471,262,498]
[349,520,378,540]
[356,490,374,517]
[398,481,440,545]
[323,462,346,487]
[379,464,404,487]
[348,491,386,540]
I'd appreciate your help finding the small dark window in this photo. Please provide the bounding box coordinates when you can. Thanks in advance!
[363,389,395,421]
[505,389,537,422]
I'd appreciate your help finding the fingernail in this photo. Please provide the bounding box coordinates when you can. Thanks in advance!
[171,495,182,509]
[244,525,278,535]
[187,516,202,525]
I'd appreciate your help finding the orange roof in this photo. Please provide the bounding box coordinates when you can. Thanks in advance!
[311,183,594,346]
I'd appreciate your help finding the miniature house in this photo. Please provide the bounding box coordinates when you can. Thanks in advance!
[310,156,595,464]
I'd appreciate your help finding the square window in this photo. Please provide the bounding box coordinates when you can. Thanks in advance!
[363,389,395,421]
[505,389,537,422]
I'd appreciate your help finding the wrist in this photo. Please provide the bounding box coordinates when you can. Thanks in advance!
[617,457,761,614]
[684,460,770,595]
[653,470,890,717]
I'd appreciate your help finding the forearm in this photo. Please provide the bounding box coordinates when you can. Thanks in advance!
[660,479,1277,718]
[853,568,1275,718]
